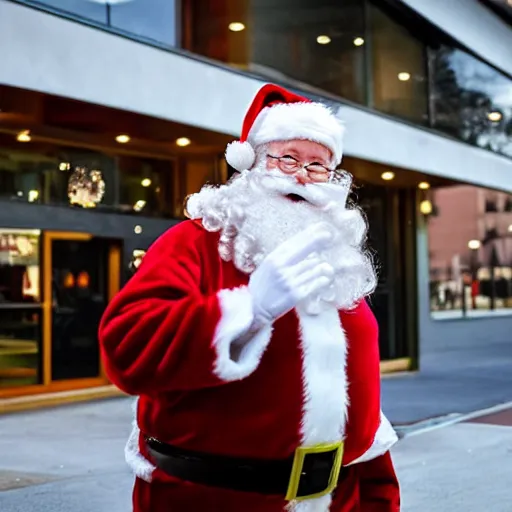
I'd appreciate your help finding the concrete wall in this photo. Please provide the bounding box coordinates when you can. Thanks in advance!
[1,1,512,192]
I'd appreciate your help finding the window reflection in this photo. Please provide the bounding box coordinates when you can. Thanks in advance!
[110,0,177,46]
[0,229,41,388]
[32,1,177,47]
[0,146,176,218]
[369,4,428,123]
[0,230,41,304]
[34,0,107,23]
[118,156,175,218]
[0,309,41,388]
[184,0,367,105]
[430,46,512,158]
[428,185,512,319]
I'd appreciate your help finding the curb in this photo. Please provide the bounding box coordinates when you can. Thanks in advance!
[0,386,126,415]
[394,401,512,438]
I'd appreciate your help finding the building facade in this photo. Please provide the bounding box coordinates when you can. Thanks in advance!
[0,0,511,402]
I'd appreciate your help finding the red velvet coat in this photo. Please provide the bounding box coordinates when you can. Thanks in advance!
[99,220,400,512]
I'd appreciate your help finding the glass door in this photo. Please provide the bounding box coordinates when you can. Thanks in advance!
[43,232,120,385]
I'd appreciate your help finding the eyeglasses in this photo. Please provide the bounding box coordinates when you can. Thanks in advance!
[267,154,333,182]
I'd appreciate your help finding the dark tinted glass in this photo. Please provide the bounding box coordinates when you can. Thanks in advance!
[185,0,367,104]
[429,45,512,158]
[369,4,428,124]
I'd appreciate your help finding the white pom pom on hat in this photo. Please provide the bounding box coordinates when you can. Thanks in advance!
[225,141,256,171]
[225,83,345,172]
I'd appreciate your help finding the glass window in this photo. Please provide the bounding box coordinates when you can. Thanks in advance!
[117,156,176,218]
[183,0,367,105]
[33,0,108,23]
[368,4,428,124]
[0,229,42,388]
[52,149,117,208]
[429,45,512,158]
[427,185,512,319]
[110,0,178,46]
[0,145,176,218]
[33,0,177,47]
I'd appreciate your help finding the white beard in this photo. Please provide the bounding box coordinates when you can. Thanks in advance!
[186,164,377,312]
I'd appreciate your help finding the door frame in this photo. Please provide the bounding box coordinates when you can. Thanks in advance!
[0,230,120,398]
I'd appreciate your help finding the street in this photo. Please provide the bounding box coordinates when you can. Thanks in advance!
[1,397,511,512]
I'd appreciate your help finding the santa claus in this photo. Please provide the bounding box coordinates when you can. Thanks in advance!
[99,84,400,511]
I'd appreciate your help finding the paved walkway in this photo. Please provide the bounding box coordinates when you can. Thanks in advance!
[381,335,512,426]
[1,399,511,511]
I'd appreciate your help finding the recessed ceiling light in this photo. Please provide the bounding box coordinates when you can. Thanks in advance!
[487,111,502,122]
[316,35,331,45]
[134,225,143,234]
[116,134,130,143]
[228,22,245,32]
[176,137,191,147]
[17,130,31,142]
[141,178,152,187]
[398,72,411,81]
[418,181,430,190]
[381,171,395,181]
[353,37,365,46]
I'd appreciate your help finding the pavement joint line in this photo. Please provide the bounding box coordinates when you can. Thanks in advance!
[394,400,512,438]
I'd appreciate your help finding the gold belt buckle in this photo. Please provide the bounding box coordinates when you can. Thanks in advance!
[285,441,344,502]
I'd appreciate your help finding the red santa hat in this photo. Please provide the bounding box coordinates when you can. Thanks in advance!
[225,84,345,172]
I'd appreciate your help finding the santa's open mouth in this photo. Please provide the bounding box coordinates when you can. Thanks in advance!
[286,193,307,203]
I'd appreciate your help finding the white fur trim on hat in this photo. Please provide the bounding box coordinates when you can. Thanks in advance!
[248,102,345,165]
[225,141,256,171]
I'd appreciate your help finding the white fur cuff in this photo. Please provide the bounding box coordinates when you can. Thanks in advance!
[346,411,398,466]
[213,287,273,381]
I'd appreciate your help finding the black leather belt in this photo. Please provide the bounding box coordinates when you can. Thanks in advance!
[145,436,346,501]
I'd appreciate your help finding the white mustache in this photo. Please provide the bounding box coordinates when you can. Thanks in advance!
[254,170,350,209]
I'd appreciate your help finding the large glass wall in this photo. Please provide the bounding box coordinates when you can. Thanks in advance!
[180,0,512,158]
[429,45,512,159]
[182,0,429,119]
[427,185,512,319]
[19,0,512,160]
[184,0,368,105]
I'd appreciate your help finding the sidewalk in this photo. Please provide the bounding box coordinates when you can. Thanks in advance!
[381,335,512,426]
[1,399,511,511]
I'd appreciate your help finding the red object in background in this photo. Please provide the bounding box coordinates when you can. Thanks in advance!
[471,280,480,309]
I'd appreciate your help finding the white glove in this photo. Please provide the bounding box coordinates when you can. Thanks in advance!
[248,224,335,326]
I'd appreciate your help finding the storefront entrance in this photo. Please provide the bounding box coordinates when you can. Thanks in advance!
[0,229,121,396]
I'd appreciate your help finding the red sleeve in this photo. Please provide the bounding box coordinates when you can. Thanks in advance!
[99,221,273,395]
[341,299,383,463]
[358,451,400,511]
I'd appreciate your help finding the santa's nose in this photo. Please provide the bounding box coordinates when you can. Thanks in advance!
[294,169,312,185]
